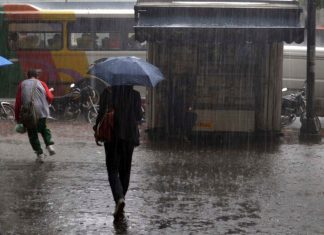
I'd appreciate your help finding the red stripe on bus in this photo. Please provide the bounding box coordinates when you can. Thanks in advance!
[3,4,39,12]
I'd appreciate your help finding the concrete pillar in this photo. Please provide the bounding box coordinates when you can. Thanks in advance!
[255,42,283,133]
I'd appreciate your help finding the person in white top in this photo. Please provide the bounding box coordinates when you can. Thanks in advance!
[15,69,55,162]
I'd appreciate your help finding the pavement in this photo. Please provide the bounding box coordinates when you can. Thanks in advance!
[0,119,323,234]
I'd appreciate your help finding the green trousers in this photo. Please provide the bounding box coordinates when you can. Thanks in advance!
[27,118,54,154]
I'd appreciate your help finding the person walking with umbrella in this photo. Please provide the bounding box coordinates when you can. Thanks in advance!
[90,56,164,218]
[94,85,143,218]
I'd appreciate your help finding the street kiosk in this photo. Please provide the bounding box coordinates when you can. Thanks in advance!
[135,0,304,136]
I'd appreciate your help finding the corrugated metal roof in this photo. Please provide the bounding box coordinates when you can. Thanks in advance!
[136,0,302,9]
[134,0,304,43]
[135,26,304,43]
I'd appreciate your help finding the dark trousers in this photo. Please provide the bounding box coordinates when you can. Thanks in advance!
[104,139,134,204]
[27,118,53,155]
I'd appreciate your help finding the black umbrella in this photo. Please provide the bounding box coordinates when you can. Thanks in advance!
[88,56,164,87]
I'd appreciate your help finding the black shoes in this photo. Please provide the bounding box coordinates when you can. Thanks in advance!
[114,198,125,218]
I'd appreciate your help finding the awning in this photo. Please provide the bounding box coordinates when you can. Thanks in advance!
[134,1,304,43]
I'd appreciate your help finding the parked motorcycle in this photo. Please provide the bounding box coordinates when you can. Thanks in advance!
[87,103,99,125]
[0,101,15,123]
[281,87,306,127]
[49,83,97,123]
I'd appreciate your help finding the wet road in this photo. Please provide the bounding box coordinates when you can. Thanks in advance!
[0,120,324,234]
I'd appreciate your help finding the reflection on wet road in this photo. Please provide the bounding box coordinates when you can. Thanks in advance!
[0,121,323,234]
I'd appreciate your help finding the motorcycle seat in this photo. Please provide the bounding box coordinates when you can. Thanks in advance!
[53,92,77,100]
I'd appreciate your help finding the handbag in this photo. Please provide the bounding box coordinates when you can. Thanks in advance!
[95,109,114,143]
[15,123,27,134]
[19,80,38,129]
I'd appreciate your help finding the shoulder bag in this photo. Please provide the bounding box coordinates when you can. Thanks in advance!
[19,80,38,129]
[95,109,114,143]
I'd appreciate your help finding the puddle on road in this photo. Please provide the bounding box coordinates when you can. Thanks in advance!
[0,122,323,234]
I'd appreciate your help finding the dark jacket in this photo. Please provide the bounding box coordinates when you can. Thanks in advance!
[95,86,142,146]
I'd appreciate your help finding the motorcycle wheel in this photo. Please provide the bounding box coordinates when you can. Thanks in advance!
[76,78,106,105]
[87,106,98,124]
[1,103,15,123]
[63,107,80,121]
[89,87,100,106]
[82,87,100,109]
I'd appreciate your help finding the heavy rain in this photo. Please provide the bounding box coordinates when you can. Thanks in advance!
[0,0,324,234]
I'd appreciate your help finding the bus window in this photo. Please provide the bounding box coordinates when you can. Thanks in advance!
[101,33,121,49]
[47,33,62,50]
[8,23,62,50]
[70,33,99,50]
[126,33,146,50]
[69,32,121,50]
[18,33,43,49]
[8,32,19,50]
[68,18,136,51]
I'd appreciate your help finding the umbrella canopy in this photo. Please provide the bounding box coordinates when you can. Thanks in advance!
[88,56,164,87]
[0,56,13,67]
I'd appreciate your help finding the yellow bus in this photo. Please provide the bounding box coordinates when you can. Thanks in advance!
[0,2,146,98]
